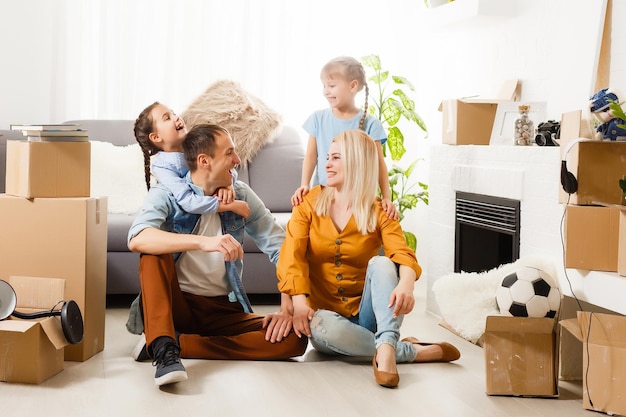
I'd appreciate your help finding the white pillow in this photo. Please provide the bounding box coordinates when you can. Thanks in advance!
[90,140,147,215]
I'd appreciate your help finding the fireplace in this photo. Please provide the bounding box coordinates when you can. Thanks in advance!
[454,191,520,273]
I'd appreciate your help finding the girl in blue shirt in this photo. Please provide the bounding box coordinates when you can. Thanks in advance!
[134,102,249,218]
[291,56,398,220]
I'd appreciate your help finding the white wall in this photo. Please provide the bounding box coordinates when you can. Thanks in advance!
[1,0,624,285]
[407,0,625,275]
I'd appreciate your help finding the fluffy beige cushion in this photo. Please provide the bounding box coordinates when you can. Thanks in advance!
[182,80,282,167]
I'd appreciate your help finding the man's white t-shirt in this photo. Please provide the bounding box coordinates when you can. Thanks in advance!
[176,212,229,297]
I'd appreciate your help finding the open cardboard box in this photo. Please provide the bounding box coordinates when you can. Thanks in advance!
[439,79,520,145]
[483,315,559,397]
[0,195,107,361]
[560,311,626,416]
[0,276,69,384]
[558,110,626,206]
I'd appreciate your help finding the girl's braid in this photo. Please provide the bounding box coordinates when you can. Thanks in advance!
[359,82,369,131]
[133,101,161,191]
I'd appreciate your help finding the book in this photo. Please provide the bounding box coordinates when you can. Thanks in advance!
[26,135,89,142]
[22,129,89,137]
[10,123,82,131]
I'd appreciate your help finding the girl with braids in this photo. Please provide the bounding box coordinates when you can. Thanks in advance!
[291,56,398,220]
[279,130,460,388]
[134,102,249,218]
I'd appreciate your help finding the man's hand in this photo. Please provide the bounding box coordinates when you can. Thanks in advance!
[262,311,293,343]
[198,234,243,261]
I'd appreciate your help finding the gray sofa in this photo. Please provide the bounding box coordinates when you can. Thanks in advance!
[0,121,304,296]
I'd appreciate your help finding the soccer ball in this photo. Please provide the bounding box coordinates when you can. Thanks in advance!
[495,267,561,318]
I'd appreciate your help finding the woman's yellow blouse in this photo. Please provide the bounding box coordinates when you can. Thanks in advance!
[277,186,422,318]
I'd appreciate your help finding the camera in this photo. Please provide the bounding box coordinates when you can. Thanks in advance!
[534,120,560,146]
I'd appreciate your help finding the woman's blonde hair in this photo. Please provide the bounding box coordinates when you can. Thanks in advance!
[315,130,379,234]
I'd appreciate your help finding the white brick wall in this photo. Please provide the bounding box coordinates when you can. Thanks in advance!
[425,143,626,316]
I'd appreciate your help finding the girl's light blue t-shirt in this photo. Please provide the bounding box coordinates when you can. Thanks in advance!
[302,108,386,186]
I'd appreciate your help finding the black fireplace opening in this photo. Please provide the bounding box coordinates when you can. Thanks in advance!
[454,192,520,273]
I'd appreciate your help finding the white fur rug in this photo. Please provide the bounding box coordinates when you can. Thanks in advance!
[432,256,558,344]
[182,80,282,167]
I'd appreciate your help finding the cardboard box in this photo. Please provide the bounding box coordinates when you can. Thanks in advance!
[439,79,520,145]
[0,276,69,384]
[484,316,559,397]
[619,210,626,276]
[5,140,90,198]
[0,195,107,361]
[564,205,619,272]
[558,140,626,205]
[561,312,626,416]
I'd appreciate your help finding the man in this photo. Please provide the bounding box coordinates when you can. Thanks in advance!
[127,123,307,386]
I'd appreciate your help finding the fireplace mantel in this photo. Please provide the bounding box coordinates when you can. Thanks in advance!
[426,144,626,316]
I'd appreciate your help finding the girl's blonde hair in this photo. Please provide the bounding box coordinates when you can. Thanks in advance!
[321,56,370,131]
[315,130,379,235]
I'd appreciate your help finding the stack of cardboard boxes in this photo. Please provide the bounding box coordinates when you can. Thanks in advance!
[557,111,626,415]
[440,79,626,411]
[0,134,107,384]
[476,109,626,416]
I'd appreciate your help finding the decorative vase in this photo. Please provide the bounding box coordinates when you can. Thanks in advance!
[514,105,534,146]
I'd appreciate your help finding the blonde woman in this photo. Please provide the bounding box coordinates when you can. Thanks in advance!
[278,130,460,388]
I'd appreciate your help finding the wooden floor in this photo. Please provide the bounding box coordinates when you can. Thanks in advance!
[2,279,599,417]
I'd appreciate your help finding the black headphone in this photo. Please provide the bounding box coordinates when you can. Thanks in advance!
[560,138,591,194]
[0,280,84,344]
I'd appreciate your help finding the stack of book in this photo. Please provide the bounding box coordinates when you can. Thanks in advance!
[10,123,89,142]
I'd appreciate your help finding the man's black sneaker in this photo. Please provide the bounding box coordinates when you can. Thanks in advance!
[152,342,187,386]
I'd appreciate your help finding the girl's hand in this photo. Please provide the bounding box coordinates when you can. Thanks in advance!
[217,185,236,204]
[381,197,399,220]
[291,186,309,206]
[222,200,250,218]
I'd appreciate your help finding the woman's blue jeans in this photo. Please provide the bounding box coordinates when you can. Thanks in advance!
[309,256,417,363]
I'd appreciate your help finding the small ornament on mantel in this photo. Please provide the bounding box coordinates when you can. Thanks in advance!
[514,104,534,146]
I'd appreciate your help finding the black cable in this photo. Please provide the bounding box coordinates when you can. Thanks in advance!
[560,194,593,408]
[559,194,583,311]
[585,312,594,408]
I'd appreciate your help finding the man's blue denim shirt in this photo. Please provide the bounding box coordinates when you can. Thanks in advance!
[125,174,285,335]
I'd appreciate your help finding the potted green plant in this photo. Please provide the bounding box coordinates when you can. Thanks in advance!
[361,54,428,251]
